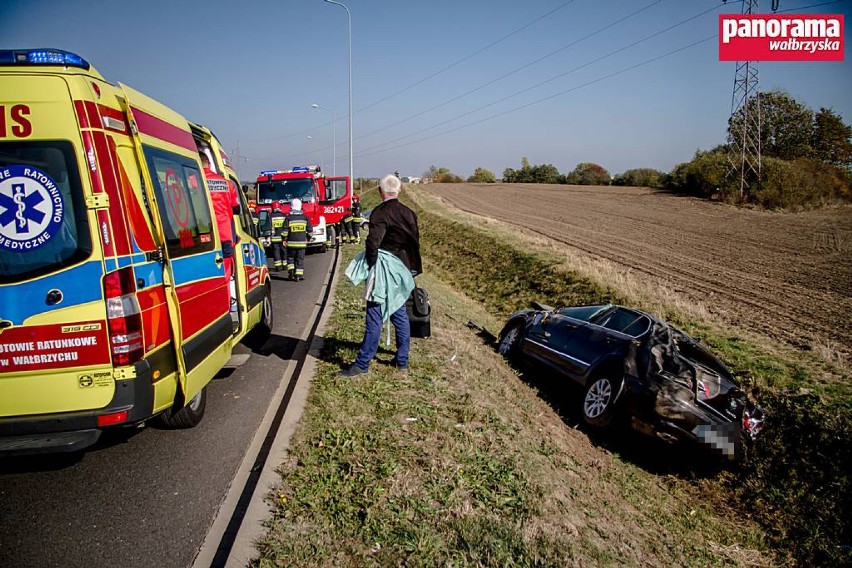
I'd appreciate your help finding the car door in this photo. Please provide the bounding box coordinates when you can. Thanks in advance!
[563,307,649,379]
[524,312,589,378]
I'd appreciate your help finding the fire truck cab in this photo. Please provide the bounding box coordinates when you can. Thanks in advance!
[254,166,350,253]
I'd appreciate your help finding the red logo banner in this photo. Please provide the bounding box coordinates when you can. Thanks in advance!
[719,14,844,61]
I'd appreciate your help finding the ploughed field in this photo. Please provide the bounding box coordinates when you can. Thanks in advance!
[421,183,852,361]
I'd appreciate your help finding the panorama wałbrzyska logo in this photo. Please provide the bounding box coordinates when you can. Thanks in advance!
[0,165,65,252]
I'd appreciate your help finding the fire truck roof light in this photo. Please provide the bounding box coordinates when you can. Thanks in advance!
[259,170,278,176]
[0,49,91,70]
[291,167,310,172]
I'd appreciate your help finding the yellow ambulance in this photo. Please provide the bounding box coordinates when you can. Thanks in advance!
[0,48,273,454]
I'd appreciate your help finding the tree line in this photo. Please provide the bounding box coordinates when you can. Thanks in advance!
[422,90,851,209]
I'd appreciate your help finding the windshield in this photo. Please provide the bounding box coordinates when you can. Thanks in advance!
[257,179,316,204]
[0,141,92,283]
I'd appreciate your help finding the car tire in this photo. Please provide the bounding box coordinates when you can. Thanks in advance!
[155,386,207,429]
[497,321,523,362]
[581,373,625,428]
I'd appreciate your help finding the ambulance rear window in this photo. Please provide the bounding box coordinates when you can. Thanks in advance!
[0,141,92,283]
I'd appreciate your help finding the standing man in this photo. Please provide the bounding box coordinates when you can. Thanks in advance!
[200,152,240,313]
[282,198,312,281]
[340,174,421,377]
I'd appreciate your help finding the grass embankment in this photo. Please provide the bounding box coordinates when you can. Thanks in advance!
[406,187,851,566]
[253,191,780,567]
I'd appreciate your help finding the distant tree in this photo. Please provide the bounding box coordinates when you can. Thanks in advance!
[426,166,463,183]
[565,162,611,185]
[423,165,439,180]
[812,107,852,169]
[468,167,496,183]
[612,168,664,187]
[729,90,814,161]
[502,157,561,183]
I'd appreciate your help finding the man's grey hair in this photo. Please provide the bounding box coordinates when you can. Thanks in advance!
[379,174,401,196]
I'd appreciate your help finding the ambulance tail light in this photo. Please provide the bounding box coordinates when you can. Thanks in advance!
[103,267,144,366]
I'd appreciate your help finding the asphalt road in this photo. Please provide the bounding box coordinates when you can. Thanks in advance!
[0,249,335,568]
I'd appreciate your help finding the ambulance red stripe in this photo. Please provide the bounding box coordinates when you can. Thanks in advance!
[175,280,229,339]
[93,131,132,256]
[84,101,101,131]
[73,100,89,128]
[114,139,158,251]
[97,104,128,134]
[131,107,197,153]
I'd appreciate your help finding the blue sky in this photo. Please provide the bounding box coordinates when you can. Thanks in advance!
[2,0,850,181]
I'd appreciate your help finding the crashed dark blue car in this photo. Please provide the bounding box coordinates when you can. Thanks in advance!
[497,303,764,459]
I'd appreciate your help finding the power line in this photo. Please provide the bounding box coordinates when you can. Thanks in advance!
[356,0,580,115]
[237,1,580,146]
[358,0,664,142]
[356,34,717,161]
[359,2,725,157]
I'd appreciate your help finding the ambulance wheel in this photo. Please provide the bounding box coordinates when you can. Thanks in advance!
[256,285,274,337]
[156,386,207,429]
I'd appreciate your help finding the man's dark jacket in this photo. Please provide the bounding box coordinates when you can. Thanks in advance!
[365,197,422,275]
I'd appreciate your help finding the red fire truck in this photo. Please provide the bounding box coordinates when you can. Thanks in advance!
[254,166,351,253]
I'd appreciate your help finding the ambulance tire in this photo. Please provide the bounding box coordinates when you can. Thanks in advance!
[245,282,273,349]
[256,285,274,338]
[156,386,207,429]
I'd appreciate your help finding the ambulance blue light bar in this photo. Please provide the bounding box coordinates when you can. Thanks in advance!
[0,49,90,70]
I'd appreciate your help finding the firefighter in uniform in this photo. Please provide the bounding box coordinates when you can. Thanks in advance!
[283,198,312,281]
[349,193,363,244]
[340,207,354,244]
[270,207,287,271]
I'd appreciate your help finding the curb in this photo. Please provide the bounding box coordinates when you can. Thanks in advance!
[192,248,343,568]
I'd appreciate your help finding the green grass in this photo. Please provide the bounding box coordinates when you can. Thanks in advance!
[253,192,775,566]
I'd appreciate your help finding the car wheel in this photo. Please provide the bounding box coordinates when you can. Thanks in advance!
[581,374,624,428]
[497,322,523,361]
[257,286,274,336]
[156,386,207,429]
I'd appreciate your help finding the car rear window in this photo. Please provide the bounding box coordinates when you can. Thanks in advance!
[0,141,92,283]
[558,305,609,322]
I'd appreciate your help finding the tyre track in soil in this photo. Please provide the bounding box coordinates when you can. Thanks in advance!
[421,183,852,360]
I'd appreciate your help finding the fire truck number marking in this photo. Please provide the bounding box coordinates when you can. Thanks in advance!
[0,105,33,138]
[323,206,344,214]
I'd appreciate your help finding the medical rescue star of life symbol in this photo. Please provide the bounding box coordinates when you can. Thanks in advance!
[0,165,64,252]
[164,168,189,229]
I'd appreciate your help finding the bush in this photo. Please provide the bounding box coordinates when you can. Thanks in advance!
[612,168,665,188]
[468,167,496,183]
[754,157,851,209]
[667,149,734,198]
[565,162,611,185]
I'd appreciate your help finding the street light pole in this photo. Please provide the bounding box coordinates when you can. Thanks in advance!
[324,0,353,187]
[311,103,336,176]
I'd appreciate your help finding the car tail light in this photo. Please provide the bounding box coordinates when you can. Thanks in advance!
[742,405,765,440]
[103,267,144,366]
[695,371,721,401]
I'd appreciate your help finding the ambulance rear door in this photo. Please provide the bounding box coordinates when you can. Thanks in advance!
[119,84,231,401]
[0,72,113,419]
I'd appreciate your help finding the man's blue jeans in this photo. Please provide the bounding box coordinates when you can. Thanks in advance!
[353,301,410,371]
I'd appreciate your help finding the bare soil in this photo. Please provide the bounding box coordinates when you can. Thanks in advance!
[421,183,852,361]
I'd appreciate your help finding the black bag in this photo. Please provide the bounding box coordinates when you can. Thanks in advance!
[406,287,431,338]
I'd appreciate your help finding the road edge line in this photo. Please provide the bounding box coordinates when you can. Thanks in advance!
[191,248,343,568]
